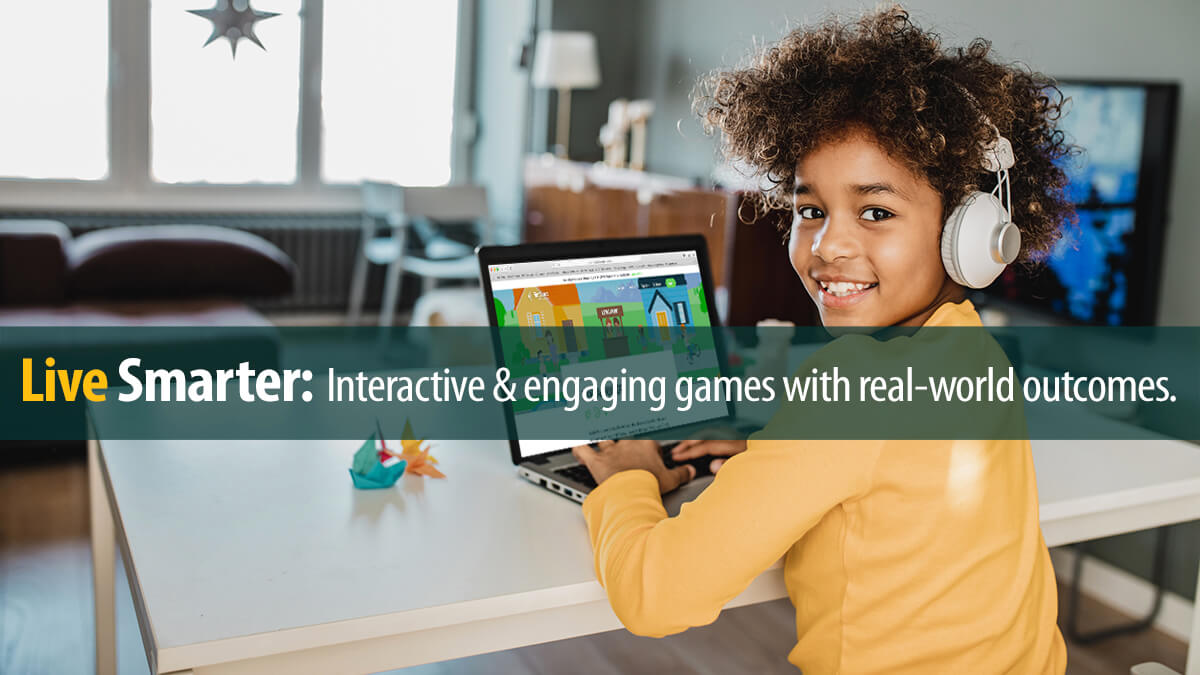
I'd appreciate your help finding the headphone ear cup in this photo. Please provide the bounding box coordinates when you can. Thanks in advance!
[941,192,1015,289]
[941,198,970,287]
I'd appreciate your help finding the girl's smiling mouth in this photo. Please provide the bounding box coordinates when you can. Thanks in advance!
[816,279,878,308]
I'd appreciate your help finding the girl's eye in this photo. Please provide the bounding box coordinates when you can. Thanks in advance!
[861,207,895,222]
[795,206,824,220]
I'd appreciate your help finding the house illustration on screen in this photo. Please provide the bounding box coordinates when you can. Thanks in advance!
[644,288,690,336]
[513,285,586,357]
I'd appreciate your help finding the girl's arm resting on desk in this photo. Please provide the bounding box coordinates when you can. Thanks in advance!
[581,439,881,637]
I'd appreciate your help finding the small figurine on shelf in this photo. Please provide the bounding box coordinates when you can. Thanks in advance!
[626,99,655,171]
[599,98,629,168]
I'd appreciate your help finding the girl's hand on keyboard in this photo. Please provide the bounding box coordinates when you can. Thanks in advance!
[571,440,695,494]
[670,439,748,474]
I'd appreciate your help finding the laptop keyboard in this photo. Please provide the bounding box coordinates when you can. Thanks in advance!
[554,463,598,488]
[553,442,682,490]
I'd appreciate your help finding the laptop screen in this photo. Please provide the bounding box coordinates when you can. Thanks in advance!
[487,249,730,459]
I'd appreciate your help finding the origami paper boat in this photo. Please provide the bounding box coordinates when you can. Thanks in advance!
[349,432,407,489]
[348,460,407,489]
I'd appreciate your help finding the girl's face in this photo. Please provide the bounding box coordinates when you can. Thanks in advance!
[788,128,965,328]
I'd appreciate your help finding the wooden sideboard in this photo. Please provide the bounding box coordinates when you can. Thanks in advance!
[522,155,817,327]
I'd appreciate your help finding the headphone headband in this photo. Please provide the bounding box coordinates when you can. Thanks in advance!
[934,74,1017,173]
[935,75,1020,289]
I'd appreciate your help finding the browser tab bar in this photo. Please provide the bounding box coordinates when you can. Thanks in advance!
[488,250,701,291]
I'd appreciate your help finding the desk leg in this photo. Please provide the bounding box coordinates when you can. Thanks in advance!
[90,439,116,675]
[1190,556,1200,675]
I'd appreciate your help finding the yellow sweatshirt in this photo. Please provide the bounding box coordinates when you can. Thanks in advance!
[581,299,1066,673]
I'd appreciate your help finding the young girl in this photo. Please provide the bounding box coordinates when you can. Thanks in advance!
[570,6,1073,673]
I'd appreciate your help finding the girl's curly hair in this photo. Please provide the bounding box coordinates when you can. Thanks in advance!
[693,4,1076,264]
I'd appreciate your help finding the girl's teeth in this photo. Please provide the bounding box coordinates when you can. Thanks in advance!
[821,281,875,297]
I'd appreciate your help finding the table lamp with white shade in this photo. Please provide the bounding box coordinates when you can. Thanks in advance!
[531,30,600,159]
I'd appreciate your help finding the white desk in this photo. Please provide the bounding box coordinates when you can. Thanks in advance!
[90,404,1200,675]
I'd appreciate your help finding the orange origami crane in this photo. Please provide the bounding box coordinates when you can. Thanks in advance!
[380,418,445,479]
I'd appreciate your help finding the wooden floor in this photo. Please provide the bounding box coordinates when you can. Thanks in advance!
[0,456,1188,675]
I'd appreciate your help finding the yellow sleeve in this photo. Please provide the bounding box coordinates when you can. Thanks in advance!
[580,438,881,637]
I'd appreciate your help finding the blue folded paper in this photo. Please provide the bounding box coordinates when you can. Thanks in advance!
[349,433,407,489]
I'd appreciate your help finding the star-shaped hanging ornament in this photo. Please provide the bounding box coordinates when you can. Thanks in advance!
[188,0,279,58]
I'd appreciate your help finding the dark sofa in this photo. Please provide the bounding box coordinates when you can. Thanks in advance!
[0,220,296,449]
[0,219,294,323]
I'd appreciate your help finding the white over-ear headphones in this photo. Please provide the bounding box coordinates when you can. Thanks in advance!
[940,119,1022,289]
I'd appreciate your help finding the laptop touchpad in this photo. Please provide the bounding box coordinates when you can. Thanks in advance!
[662,475,715,517]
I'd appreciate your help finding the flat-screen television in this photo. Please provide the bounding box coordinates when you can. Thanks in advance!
[985,80,1179,325]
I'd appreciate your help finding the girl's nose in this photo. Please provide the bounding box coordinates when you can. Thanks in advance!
[811,214,859,263]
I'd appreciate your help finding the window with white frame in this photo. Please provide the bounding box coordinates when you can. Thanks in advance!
[0,0,462,191]
[151,0,303,184]
[322,0,459,186]
[0,0,109,180]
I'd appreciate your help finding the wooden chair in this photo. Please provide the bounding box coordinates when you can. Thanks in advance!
[648,189,732,288]
[723,193,820,327]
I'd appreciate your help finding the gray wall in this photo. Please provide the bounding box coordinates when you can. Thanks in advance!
[470,0,644,236]
[469,0,536,243]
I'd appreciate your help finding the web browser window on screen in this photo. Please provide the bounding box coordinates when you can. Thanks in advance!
[488,251,729,457]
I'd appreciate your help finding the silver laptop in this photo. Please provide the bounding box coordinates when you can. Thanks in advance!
[478,235,737,504]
